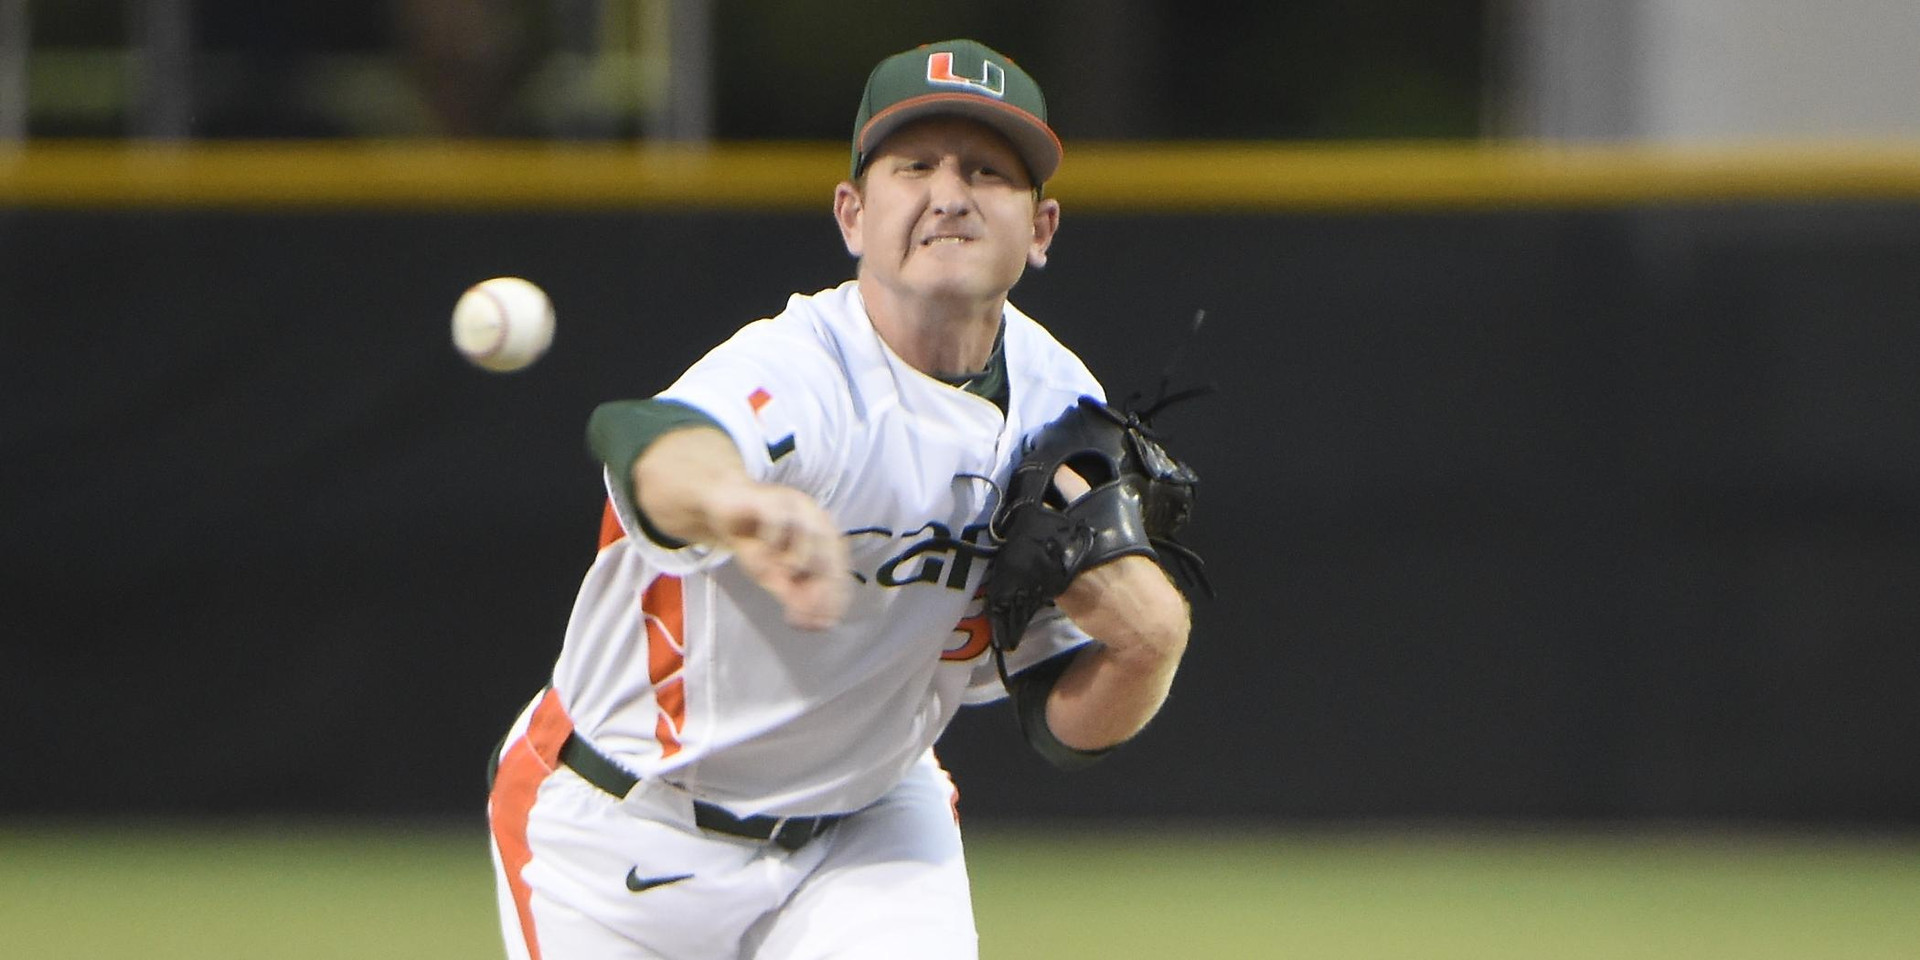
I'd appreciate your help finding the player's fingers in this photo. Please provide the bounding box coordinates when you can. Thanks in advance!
[711,485,800,552]
[798,533,853,623]
[773,519,851,630]
[782,573,850,631]
[737,545,846,631]
[714,484,849,630]
[1052,464,1092,502]
[783,511,840,574]
[763,509,802,554]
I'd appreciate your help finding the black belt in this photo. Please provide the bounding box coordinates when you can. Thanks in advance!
[558,732,842,852]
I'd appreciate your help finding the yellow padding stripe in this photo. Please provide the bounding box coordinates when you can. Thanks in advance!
[5,140,1920,211]
[1064,141,1920,210]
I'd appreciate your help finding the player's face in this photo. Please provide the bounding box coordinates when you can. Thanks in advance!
[834,117,1060,311]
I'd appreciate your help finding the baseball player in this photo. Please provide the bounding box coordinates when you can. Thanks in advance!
[487,39,1194,959]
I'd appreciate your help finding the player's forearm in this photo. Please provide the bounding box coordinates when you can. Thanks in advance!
[1045,640,1184,750]
[631,426,753,545]
[1045,557,1191,750]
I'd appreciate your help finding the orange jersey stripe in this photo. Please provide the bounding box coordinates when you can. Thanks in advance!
[644,575,686,684]
[654,710,682,756]
[643,575,688,756]
[488,689,574,960]
[655,677,686,723]
[645,589,686,684]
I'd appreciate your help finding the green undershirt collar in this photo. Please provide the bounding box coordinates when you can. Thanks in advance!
[934,324,1009,413]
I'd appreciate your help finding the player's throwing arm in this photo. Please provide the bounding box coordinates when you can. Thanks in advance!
[633,424,851,631]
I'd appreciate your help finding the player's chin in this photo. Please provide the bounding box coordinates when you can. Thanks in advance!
[903,265,1024,302]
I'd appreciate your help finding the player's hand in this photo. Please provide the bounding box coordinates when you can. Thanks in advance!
[705,481,852,631]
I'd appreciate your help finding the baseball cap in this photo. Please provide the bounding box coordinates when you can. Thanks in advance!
[850,39,1062,185]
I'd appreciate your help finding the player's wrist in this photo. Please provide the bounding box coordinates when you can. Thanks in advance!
[633,427,754,545]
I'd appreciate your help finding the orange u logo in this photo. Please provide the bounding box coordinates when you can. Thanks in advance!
[927,52,1006,98]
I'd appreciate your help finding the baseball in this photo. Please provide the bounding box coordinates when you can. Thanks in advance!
[452,276,555,372]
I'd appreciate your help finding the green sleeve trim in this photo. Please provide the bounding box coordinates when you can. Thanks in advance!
[1009,647,1115,771]
[586,398,725,548]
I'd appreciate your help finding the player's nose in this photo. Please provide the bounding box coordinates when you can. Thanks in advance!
[927,160,975,216]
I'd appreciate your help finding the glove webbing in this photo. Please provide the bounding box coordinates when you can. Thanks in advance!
[1126,309,1216,599]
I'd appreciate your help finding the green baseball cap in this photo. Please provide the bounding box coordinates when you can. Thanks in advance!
[850,39,1062,184]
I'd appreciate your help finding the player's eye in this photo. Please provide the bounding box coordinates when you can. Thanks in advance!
[975,161,1024,187]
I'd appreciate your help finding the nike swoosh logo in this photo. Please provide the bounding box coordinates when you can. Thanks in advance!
[766,433,796,462]
[625,869,694,893]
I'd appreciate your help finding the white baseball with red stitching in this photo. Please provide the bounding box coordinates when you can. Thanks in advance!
[452,276,555,373]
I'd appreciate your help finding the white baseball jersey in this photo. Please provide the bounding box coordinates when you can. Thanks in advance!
[551,280,1103,818]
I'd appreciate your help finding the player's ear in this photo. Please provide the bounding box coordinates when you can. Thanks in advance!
[1027,197,1060,268]
[833,181,865,258]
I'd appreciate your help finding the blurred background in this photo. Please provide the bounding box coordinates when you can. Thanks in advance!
[6,0,1491,141]
[4,2,1920,957]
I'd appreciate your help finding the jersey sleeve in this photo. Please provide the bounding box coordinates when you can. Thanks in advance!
[602,320,842,575]
[960,606,1093,705]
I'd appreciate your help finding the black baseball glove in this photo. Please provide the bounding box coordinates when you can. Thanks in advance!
[982,395,1210,653]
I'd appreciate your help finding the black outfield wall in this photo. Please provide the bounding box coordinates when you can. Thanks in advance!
[4,203,1917,822]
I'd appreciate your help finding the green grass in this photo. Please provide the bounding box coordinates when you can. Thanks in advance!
[972,826,1920,959]
[1,821,499,959]
[3,821,1917,959]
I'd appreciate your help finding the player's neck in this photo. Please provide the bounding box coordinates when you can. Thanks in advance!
[858,284,1005,378]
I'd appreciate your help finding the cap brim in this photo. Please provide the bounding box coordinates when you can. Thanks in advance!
[857,93,1062,184]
